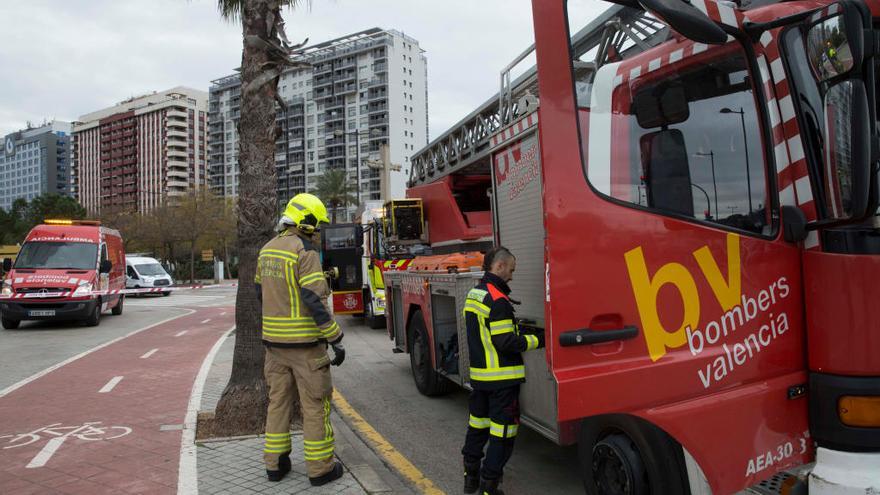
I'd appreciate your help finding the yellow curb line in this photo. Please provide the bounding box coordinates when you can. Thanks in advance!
[333,391,446,495]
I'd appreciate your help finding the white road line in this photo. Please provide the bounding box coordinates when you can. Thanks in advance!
[99,376,124,393]
[175,330,188,337]
[178,326,235,495]
[200,319,211,324]
[141,348,159,359]
[0,310,195,399]
[26,436,66,468]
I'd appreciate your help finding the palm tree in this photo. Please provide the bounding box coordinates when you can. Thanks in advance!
[315,168,358,223]
[211,0,310,436]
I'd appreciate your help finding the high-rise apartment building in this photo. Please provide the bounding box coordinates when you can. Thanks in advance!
[0,121,73,210]
[208,28,428,221]
[72,87,208,214]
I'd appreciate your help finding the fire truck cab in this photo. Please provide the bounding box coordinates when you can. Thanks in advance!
[385,0,880,493]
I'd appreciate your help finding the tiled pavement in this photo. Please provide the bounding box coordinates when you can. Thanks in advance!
[196,332,407,494]
[198,435,365,495]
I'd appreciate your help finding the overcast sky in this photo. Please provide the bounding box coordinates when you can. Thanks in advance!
[0,0,608,141]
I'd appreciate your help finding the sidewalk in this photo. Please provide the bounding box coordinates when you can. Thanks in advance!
[195,331,414,494]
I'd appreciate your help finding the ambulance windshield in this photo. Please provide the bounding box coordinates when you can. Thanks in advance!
[15,242,98,270]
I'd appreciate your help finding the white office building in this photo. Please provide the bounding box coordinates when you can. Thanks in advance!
[208,28,428,221]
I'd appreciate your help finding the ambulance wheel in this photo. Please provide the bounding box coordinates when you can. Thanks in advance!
[85,301,102,327]
[578,416,689,495]
[1,317,19,330]
[408,310,451,397]
[111,296,124,316]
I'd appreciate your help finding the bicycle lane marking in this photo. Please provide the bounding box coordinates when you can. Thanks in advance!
[0,307,233,494]
[0,309,195,399]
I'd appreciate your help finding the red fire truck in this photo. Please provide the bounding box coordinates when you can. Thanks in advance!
[383,0,880,493]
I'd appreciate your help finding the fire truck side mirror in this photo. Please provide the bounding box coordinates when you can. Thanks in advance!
[2,258,11,272]
[100,260,112,274]
[636,0,728,45]
[782,206,808,244]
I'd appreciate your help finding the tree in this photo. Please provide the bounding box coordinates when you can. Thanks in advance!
[211,0,310,437]
[315,168,358,223]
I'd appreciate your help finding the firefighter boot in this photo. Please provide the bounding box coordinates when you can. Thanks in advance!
[463,461,481,494]
[309,460,344,486]
[479,477,505,495]
[266,452,292,482]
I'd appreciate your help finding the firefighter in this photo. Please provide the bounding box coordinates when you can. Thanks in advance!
[255,193,346,486]
[461,246,545,495]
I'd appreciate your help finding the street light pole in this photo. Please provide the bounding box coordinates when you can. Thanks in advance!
[721,107,752,213]
[694,150,718,219]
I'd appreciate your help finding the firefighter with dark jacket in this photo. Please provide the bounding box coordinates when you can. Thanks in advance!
[255,193,346,486]
[461,246,545,495]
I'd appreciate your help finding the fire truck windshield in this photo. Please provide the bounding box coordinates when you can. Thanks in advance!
[14,242,98,270]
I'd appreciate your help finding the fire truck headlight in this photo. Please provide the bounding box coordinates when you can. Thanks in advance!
[1,281,12,297]
[839,396,880,427]
[73,282,94,297]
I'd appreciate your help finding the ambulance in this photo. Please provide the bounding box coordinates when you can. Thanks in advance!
[0,220,126,328]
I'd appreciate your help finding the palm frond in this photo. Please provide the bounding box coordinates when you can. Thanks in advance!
[215,0,309,22]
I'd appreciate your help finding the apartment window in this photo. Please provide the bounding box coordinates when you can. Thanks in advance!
[307,139,314,149]
[409,69,412,76]
[360,104,368,113]
[348,107,356,117]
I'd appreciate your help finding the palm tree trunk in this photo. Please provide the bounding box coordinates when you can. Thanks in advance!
[212,0,294,436]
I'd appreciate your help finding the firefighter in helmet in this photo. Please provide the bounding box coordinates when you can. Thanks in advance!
[255,193,346,486]
[461,246,545,495]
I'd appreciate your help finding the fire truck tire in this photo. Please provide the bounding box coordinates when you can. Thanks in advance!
[578,416,689,495]
[1,317,20,330]
[111,296,124,316]
[408,310,452,397]
[85,300,102,327]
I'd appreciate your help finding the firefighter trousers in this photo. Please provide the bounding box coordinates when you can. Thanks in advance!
[263,345,335,478]
[461,385,520,480]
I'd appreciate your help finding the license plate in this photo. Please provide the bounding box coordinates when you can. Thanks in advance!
[29,310,55,317]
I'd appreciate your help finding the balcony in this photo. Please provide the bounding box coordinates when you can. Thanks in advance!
[168,157,188,167]
[167,129,188,140]
[167,109,188,119]
[168,169,188,179]
[167,118,187,129]
[167,149,188,159]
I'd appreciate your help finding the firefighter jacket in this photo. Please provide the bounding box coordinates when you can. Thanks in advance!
[464,272,542,390]
[255,229,341,345]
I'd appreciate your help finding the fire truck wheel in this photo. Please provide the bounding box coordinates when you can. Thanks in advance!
[111,296,124,316]
[578,416,689,495]
[1,317,20,330]
[85,301,102,327]
[408,310,451,397]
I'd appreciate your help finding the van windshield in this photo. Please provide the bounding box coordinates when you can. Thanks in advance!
[135,263,166,276]
[15,242,98,270]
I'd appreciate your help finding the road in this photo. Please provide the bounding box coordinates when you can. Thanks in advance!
[332,315,584,495]
[0,287,584,494]
[0,290,235,494]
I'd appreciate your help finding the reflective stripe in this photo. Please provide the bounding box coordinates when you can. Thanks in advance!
[478,319,498,370]
[489,319,514,336]
[469,365,526,382]
[262,316,317,323]
[489,421,518,438]
[299,272,325,286]
[464,301,489,318]
[469,415,490,429]
[262,329,323,339]
[264,432,291,454]
[320,321,340,340]
[467,288,488,301]
[287,261,298,317]
[303,438,334,449]
[525,334,539,351]
[260,249,299,262]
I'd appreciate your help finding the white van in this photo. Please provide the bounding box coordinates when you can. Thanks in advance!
[125,256,173,296]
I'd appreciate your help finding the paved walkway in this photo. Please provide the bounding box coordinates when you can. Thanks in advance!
[196,330,413,495]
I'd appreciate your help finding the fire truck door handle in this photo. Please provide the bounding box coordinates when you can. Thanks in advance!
[559,326,639,347]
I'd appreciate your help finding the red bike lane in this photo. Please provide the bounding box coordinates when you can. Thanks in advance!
[0,307,234,494]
